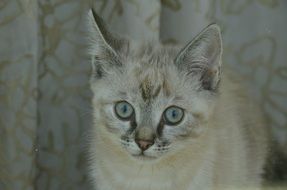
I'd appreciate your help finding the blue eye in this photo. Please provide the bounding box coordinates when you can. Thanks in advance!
[114,101,134,120]
[164,106,184,125]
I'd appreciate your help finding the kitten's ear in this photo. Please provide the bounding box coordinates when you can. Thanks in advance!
[175,24,222,91]
[87,9,127,78]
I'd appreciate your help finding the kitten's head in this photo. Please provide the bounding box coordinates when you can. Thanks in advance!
[88,9,222,161]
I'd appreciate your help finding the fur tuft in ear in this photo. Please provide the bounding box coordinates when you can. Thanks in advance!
[87,9,128,79]
[175,24,223,91]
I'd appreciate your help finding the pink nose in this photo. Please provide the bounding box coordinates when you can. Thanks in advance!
[135,139,154,151]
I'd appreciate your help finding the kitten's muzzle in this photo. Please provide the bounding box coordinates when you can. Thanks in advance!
[135,127,155,151]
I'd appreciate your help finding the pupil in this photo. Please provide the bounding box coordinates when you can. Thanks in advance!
[172,110,177,118]
[122,105,127,113]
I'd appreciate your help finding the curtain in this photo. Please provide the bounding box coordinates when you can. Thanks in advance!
[0,0,286,189]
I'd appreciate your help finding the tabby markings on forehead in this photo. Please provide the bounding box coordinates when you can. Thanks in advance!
[139,77,162,102]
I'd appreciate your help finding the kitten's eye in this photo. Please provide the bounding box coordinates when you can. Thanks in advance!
[114,101,134,120]
[164,106,184,125]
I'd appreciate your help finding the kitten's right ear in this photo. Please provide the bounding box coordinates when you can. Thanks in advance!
[175,24,222,91]
[87,9,127,78]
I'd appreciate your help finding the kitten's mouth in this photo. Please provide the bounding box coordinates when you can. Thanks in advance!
[132,152,157,161]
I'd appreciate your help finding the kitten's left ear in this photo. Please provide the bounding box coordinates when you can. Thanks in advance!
[175,24,222,91]
[87,9,128,78]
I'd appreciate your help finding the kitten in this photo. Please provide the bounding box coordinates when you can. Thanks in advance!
[87,9,270,190]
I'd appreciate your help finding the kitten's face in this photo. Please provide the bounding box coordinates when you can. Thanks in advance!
[91,51,213,160]
[88,10,222,161]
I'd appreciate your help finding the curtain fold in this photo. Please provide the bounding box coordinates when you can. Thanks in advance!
[0,1,38,189]
[35,1,91,189]
[0,0,286,190]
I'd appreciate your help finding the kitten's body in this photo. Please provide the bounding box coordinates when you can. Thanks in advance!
[87,10,269,190]
[89,60,269,190]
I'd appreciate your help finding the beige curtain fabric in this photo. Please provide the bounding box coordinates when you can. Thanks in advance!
[0,1,38,189]
[0,0,286,189]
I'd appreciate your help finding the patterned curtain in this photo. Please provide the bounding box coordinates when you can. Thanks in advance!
[0,0,286,189]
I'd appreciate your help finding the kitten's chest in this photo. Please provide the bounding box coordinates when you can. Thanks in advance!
[95,162,213,190]
[96,164,176,190]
